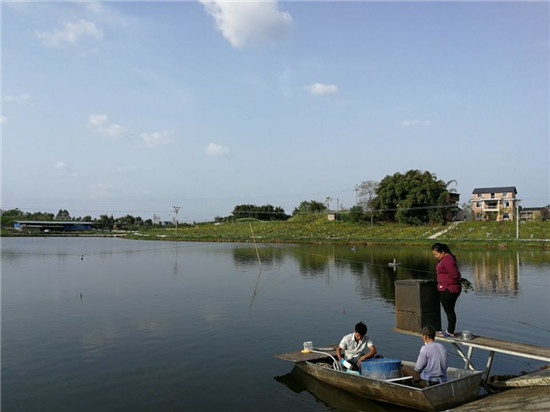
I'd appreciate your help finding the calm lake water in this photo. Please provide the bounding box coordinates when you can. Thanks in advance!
[2,237,549,411]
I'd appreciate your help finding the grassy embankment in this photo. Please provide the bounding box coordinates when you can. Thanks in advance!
[123,216,549,249]
[3,216,548,248]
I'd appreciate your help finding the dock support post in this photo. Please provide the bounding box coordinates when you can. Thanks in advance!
[484,351,496,385]
[451,343,476,370]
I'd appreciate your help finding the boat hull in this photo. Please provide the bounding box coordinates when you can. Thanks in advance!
[296,360,483,412]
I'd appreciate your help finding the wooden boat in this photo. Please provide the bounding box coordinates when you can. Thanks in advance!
[275,348,483,411]
[276,365,407,412]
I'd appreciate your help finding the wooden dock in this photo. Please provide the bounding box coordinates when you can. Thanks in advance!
[490,367,550,388]
[452,385,550,411]
[394,328,550,386]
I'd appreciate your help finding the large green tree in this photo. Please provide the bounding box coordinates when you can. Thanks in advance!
[371,170,456,225]
[292,200,327,216]
[232,204,288,221]
[1,208,25,227]
[55,209,71,220]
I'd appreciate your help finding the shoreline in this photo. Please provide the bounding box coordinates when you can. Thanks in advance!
[3,231,549,250]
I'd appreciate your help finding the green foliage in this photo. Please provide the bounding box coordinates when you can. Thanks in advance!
[288,214,321,223]
[231,204,289,221]
[292,200,327,215]
[55,209,71,220]
[460,278,474,293]
[116,215,137,229]
[30,211,55,220]
[1,208,25,227]
[372,169,455,225]
[341,206,365,223]
[1,209,59,227]
[97,214,115,230]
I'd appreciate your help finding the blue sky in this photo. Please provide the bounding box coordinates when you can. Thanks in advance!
[2,1,548,222]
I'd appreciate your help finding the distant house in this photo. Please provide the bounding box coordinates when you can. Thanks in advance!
[14,221,93,232]
[519,207,549,221]
[472,186,518,221]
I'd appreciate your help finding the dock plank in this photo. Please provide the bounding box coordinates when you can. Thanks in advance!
[393,328,550,362]
[491,367,550,388]
[275,346,337,363]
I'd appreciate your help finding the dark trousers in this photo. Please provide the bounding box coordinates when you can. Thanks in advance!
[440,289,460,334]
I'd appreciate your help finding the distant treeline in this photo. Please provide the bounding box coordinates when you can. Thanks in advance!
[3,169,489,229]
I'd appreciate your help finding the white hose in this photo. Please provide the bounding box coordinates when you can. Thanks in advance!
[306,349,343,371]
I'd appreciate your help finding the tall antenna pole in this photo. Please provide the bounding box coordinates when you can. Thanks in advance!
[516,199,520,239]
[173,206,182,235]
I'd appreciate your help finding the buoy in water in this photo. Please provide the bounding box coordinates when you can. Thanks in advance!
[388,258,401,267]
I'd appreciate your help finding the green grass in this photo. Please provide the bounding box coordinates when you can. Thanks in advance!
[122,218,549,248]
[3,217,548,248]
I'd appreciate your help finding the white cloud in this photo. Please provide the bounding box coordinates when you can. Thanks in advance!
[205,142,230,157]
[54,161,66,170]
[88,114,126,138]
[4,93,32,103]
[304,83,339,96]
[139,130,174,148]
[85,2,106,15]
[201,0,292,48]
[401,120,432,128]
[0,115,7,124]
[36,19,103,47]
[53,161,78,178]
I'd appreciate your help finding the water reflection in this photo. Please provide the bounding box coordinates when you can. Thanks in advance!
[461,250,521,296]
[472,256,519,296]
[231,245,545,301]
[232,246,285,268]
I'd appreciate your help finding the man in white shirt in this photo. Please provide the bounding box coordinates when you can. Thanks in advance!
[336,321,377,371]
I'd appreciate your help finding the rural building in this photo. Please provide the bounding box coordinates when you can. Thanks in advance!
[446,192,461,221]
[14,221,93,232]
[472,186,517,221]
[519,207,549,221]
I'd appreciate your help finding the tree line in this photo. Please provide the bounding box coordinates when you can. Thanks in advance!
[0,209,159,231]
[2,169,464,229]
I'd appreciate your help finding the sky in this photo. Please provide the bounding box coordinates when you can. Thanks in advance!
[1,0,549,223]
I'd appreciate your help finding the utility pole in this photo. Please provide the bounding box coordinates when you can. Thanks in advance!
[354,185,359,206]
[173,206,182,235]
[516,199,520,239]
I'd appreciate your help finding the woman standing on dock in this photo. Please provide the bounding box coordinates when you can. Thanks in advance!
[431,243,462,338]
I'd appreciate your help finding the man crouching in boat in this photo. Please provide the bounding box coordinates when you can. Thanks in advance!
[336,321,377,372]
[402,325,448,388]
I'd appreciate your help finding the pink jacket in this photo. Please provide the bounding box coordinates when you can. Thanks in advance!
[436,254,461,293]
